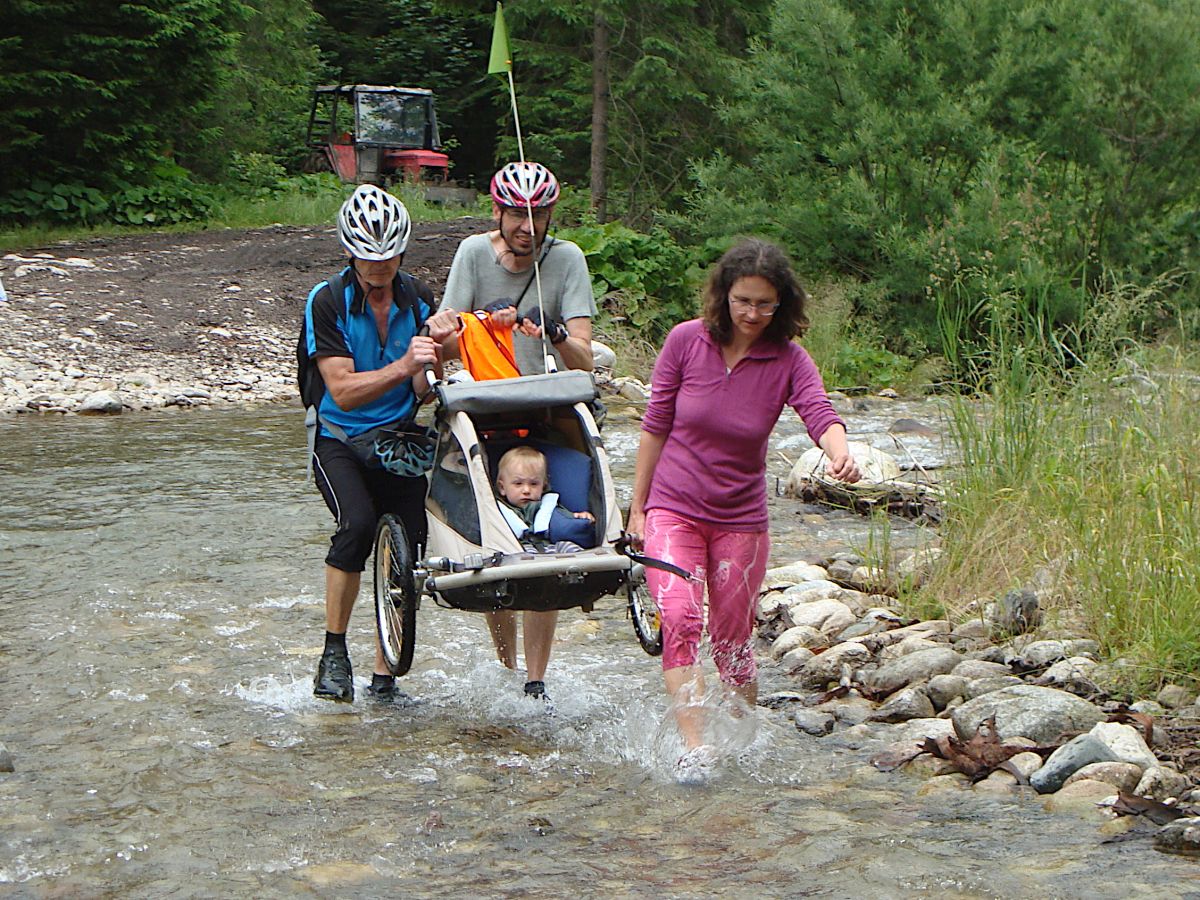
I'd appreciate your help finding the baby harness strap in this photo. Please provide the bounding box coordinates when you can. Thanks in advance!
[498,493,561,540]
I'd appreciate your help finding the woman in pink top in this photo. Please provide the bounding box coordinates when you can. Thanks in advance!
[627,238,861,783]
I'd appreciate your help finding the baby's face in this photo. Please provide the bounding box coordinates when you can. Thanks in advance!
[498,463,546,507]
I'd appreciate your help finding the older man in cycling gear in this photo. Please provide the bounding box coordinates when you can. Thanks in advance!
[438,162,598,702]
[304,184,458,703]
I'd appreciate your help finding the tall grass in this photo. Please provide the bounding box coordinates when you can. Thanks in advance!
[210,179,484,229]
[916,271,1200,692]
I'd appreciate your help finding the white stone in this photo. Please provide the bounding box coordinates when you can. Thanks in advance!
[771,625,826,659]
[762,562,830,590]
[781,579,843,603]
[77,390,123,414]
[1087,722,1159,770]
[785,598,857,637]
[590,339,616,369]
[1133,766,1191,801]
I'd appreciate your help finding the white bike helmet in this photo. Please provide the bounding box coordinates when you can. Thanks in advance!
[338,184,412,260]
[490,162,560,208]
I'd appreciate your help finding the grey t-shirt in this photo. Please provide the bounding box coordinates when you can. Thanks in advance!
[439,232,597,374]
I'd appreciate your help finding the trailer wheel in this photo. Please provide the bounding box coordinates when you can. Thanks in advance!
[373,514,417,676]
[628,581,663,657]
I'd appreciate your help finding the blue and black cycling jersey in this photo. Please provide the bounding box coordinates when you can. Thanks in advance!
[303,267,433,439]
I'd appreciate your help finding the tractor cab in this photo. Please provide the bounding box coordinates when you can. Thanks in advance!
[307,85,450,184]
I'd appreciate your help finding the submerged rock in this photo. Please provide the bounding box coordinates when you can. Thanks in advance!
[1154,817,1200,856]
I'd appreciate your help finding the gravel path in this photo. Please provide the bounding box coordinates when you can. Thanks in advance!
[0,218,488,414]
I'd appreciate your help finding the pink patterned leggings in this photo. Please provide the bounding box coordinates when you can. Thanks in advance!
[643,509,769,686]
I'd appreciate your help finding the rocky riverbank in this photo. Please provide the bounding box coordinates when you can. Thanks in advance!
[754,552,1200,855]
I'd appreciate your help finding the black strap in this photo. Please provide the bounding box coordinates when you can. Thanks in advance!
[513,238,555,308]
[396,270,426,332]
[615,534,699,582]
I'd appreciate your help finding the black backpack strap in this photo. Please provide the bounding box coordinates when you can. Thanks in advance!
[396,271,426,332]
[303,269,347,480]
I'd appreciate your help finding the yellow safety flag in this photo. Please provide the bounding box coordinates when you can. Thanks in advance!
[488,3,512,75]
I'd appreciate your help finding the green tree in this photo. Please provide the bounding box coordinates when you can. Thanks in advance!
[490,0,770,220]
[0,0,244,195]
[213,0,323,171]
[681,0,1200,361]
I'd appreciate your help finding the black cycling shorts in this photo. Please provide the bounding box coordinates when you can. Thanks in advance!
[311,436,428,572]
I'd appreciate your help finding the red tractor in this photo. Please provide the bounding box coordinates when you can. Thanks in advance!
[306,84,451,185]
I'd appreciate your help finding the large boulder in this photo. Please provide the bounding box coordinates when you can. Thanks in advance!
[865,647,963,697]
[788,441,901,491]
[951,684,1106,743]
[795,641,873,688]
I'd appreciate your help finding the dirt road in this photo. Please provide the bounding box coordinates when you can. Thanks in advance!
[0,218,489,413]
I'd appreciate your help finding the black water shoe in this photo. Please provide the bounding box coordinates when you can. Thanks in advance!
[524,680,549,701]
[368,673,420,705]
[313,647,354,702]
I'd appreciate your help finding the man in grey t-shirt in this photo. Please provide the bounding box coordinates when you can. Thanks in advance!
[438,161,596,702]
[440,162,597,375]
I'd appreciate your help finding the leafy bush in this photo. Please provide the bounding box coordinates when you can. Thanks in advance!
[0,160,214,227]
[229,152,291,198]
[558,219,701,341]
[0,182,109,226]
[107,162,215,226]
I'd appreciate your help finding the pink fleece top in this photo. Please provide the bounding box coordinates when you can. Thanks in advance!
[641,318,843,531]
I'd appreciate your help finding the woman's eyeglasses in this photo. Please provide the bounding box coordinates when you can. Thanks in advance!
[729,297,780,316]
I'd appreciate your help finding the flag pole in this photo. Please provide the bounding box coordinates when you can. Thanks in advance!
[506,69,525,164]
[490,2,553,371]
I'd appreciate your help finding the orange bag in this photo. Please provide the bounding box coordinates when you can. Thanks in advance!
[457,311,521,381]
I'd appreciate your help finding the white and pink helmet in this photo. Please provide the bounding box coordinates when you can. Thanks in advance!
[490,162,560,209]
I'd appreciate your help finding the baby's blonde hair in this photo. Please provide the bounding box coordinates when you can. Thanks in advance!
[496,445,548,484]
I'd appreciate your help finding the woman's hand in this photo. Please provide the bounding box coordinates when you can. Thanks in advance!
[825,451,861,483]
[625,508,646,550]
[817,424,860,483]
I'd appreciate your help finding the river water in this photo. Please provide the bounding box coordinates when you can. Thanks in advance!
[2,404,1196,897]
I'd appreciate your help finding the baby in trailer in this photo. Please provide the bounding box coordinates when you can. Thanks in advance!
[494,446,596,553]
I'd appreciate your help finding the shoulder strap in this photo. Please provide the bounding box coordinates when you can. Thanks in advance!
[396,271,426,332]
[498,500,529,539]
[514,238,555,308]
[327,270,346,311]
[531,493,559,535]
[303,269,348,480]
